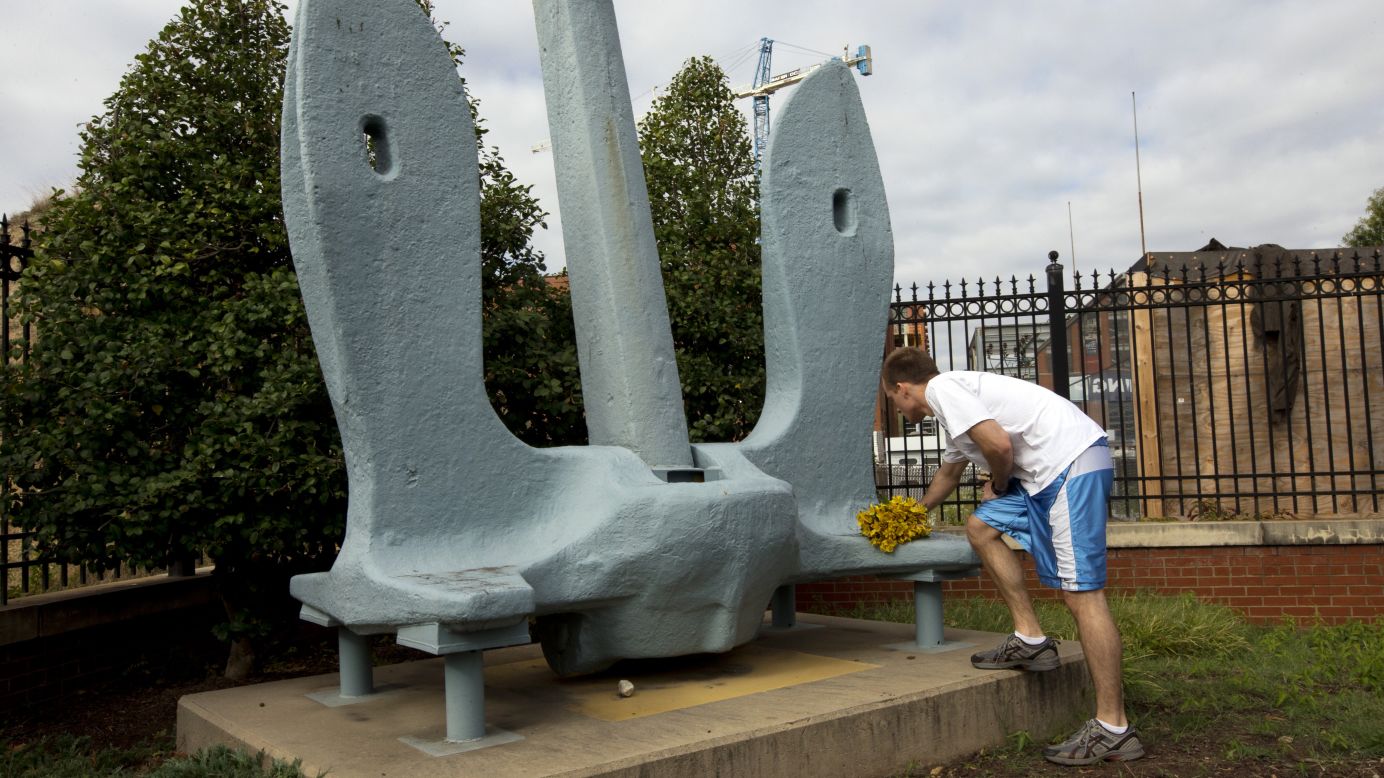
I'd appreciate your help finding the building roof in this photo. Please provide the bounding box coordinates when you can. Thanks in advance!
[1129,240,1382,280]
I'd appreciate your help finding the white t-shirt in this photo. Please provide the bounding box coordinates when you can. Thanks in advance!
[925,371,1105,494]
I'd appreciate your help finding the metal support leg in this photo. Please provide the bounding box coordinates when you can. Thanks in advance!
[338,627,375,698]
[881,568,979,653]
[771,584,796,627]
[444,650,486,742]
[913,580,944,647]
[395,621,528,753]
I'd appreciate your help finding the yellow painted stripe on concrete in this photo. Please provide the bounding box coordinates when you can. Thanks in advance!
[486,645,880,722]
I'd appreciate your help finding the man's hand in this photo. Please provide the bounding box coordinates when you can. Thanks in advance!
[981,478,1001,502]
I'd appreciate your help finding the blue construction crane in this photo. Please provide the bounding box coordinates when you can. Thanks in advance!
[749,38,775,177]
[735,39,873,175]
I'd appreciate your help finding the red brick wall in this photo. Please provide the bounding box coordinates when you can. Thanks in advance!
[797,544,1384,624]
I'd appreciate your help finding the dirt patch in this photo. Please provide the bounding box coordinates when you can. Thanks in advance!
[926,730,1384,778]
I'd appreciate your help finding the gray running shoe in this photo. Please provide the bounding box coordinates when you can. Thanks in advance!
[1043,719,1145,765]
[969,633,1060,671]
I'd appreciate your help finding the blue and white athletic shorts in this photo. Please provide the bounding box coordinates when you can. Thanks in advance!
[974,440,1113,591]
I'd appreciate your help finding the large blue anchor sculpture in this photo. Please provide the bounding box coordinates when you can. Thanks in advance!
[281,0,979,745]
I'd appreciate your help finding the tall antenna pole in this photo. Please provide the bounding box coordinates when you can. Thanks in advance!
[1067,200,1078,276]
[1132,91,1148,260]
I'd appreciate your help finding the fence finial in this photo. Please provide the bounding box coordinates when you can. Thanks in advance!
[1044,252,1069,401]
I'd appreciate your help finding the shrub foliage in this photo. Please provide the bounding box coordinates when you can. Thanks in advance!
[0,1,327,663]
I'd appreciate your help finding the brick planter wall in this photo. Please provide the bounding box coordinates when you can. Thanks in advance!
[0,573,222,712]
[798,519,1384,624]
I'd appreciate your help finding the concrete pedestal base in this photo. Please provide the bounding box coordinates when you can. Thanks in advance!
[177,614,1090,778]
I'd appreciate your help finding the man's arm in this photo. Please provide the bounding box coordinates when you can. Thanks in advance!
[966,419,1014,496]
[922,460,967,511]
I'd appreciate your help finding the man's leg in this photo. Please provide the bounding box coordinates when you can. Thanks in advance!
[1062,588,1126,726]
[966,514,1042,636]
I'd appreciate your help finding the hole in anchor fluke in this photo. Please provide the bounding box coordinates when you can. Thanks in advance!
[833,188,857,236]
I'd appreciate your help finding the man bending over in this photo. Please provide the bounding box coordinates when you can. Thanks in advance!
[882,347,1144,765]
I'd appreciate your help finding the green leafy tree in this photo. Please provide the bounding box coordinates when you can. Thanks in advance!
[0,0,319,678]
[1343,186,1384,248]
[0,0,572,676]
[638,56,764,441]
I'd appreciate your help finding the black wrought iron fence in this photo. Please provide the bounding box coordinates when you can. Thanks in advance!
[877,247,1384,524]
[3,213,37,604]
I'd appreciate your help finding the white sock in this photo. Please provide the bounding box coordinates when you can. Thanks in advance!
[1097,718,1128,734]
[1014,631,1047,645]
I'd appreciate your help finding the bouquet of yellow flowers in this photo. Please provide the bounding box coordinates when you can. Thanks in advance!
[856,496,932,553]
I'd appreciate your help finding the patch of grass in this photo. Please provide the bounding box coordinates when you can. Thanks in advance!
[833,598,916,624]
[850,590,1079,637]
[0,735,159,777]
[855,591,1384,773]
[1111,592,1246,656]
[0,737,310,778]
[1108,592,1248,697]
[1140,616,1384,760]
[858,590,1248,661]
[146,745,312,777]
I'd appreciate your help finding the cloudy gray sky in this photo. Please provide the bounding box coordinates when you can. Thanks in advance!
[3,1,1382,287]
